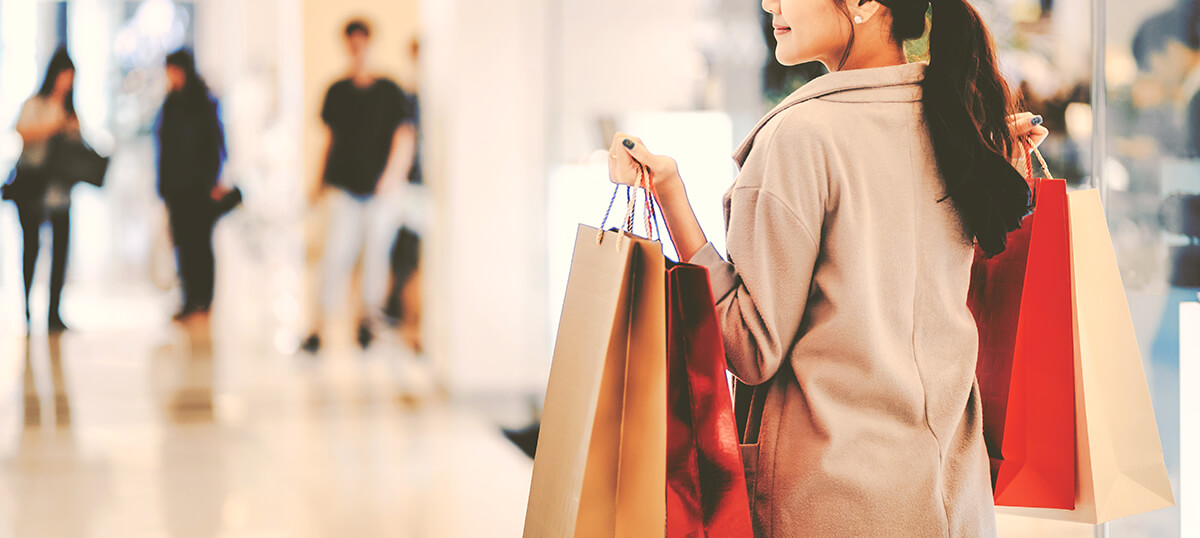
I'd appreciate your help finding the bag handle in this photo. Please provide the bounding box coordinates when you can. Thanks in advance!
[1023,145,1054,207]
[596,163,661,248]
[1026,146,1053,181]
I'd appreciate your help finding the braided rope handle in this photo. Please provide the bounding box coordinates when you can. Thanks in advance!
[596,163,656,248]
[1029,146,1053,180]
[1022,144,1054,208]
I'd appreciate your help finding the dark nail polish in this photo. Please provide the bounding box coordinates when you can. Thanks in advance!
[623,139,635,150]
[1031,115,1043,126]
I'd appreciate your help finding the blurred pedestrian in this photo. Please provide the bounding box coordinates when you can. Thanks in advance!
[5,48,80,333]
[383,37,425,351]
[156,49,228,321]
[303,19,414,352]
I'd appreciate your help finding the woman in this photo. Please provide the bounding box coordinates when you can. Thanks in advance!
[10,48,80,332]
[156,49,227,320]
[609,0,1048,535]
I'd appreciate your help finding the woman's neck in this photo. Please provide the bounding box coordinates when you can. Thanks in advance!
[832,43,907,72]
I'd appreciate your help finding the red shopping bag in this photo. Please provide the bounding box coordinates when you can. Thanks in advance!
[665,262,754,537]
[967,151,1075,510]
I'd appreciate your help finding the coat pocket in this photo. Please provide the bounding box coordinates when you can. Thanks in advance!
[740,442,759,516]
[734,378,769,534]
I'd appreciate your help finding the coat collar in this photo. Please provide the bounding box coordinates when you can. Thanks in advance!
[734,61,927,166]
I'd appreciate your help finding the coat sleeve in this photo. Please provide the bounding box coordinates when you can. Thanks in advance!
[688,114,828,385]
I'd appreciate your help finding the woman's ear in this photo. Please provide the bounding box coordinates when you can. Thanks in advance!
[849,0,885,24]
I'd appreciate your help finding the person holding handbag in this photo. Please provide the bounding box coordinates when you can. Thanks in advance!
[156,49,229,321]
[608,0,1048,535]
[7,48,80,333]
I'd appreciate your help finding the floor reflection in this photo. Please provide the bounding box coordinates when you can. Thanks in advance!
[156,318,217,424]
[21,334,72,429]
[9,334,114,538]
[0,306,532,537]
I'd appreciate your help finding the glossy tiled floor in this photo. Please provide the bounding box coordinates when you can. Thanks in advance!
[0,312,534,538]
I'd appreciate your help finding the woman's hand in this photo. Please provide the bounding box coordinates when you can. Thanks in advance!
[1007,112,1049,161]
[211,184,231,201]
[606,132,709,261]
[608,133,682,198]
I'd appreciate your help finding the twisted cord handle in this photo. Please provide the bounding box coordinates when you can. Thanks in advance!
[596,163,656,248]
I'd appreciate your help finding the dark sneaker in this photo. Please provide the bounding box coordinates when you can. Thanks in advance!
[300,334,321,353]
[356,323,373,349]
[502,423,541,459]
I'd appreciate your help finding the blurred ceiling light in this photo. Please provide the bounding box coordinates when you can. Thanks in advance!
[1104,157,1130,192]
[1106,50,1138,88]
[115,0,187,66]
[135,0,178,38]
[1064,102,1093,145]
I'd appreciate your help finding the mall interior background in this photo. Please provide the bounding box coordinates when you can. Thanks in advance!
[0,0,1193,536]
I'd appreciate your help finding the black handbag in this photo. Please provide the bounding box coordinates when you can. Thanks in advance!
[44,135,108,188]
[0,166,17,201]
[213,186,242,217]
[1,165,42,201]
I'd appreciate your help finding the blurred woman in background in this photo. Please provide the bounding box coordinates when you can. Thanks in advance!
[156,49,227,321]
[8,48,80,333]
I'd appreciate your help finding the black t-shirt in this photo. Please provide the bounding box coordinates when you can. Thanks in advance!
[321,77,412,196]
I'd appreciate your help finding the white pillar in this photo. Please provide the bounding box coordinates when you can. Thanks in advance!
[421,0,551,394]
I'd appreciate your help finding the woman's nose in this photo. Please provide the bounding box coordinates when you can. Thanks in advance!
[762,0,780,15]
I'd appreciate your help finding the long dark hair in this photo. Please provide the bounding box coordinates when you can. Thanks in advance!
[161,48,226,165]
[835,0,1031,257]
[165,48,213,104]
[37,47,76,117]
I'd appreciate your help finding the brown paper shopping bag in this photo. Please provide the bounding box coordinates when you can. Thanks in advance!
[524,220,666,537]
[1001,189,1174,524]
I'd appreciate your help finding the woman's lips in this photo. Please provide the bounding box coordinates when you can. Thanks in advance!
[773,26,791,35]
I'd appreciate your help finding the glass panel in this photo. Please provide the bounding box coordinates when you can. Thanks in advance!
[1104,0,1193,535]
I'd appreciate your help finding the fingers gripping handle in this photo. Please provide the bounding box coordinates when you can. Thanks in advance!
[596,163,661,248]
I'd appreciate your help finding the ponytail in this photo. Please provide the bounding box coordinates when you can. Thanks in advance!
[839,0,1028,255]
[922,0,1031,257]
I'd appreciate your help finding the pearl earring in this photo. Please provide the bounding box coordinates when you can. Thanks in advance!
[854,15,864,24]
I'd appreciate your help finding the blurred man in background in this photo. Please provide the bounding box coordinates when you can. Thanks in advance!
[303,19,414,353]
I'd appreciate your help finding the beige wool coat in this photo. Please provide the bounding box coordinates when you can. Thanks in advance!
[690,62,997,537]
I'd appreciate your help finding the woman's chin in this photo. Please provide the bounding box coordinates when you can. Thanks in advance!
[774,50,806,67]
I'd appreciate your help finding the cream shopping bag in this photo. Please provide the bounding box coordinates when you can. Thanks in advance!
[524,202,667,536]
[1001,189,1175,524]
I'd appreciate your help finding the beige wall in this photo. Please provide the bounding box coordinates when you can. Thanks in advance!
[302,0,420,188]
